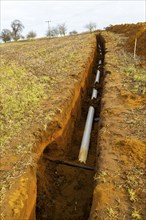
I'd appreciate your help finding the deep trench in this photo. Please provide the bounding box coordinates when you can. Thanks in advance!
[36,35,105,220]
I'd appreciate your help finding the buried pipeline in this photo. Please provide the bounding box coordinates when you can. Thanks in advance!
[36,34,106,220]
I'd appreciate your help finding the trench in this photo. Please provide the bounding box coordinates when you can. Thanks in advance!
[36,34,105,220]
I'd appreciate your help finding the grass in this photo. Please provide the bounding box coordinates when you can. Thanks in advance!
[106,207,119,219]
[94,171,108,183]
[132,209,142,220]
[118,49,146,94]
[0,63,51,151]
[128,189,137,202]
[124,64,146,94]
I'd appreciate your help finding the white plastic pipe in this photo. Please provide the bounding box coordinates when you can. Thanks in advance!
[78,69,101,163]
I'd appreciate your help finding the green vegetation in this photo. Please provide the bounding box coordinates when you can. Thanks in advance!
[128,189,137,202]
[106,207,119,219]
[94,170,108,183]
[119,51,146,94]
[132,209,142,220]
[0,63,51,151]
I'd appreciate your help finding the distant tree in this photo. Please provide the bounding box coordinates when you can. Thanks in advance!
[105,24,113,31]
[0,29,12,43]
[58,23,67,36]
[85,22,97,33]
[11,19,24,41]
[69,30,78,35]
[51,27,59,37]
[27,31,37,39]
[20,35,25,40]
[46,29,52,38]
[46,27,59,37]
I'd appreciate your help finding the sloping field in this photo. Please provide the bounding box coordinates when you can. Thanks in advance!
[106,22,146,60]
[0,34,95,157]
[0,33,97,219]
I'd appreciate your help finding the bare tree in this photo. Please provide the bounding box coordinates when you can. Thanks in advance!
[51,27,59,37]
[58,23,67,36]
[69,30,78,35]
[85,22,97,33]
[27,31,37,39]
[11,20,24,41]
[20,35,25,40]
[46,29,52,38]
[0,29,12,43]
[46,26,59,37]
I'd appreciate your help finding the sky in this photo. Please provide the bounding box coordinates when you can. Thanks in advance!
[1,0,146,38]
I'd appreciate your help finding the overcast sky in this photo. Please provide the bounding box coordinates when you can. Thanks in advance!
[1,0,145,37]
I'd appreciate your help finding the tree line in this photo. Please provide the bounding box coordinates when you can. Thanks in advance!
[0,19,97,43]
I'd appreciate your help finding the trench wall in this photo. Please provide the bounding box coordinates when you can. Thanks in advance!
[31,41,97,220]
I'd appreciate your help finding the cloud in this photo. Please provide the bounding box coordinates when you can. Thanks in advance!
[1,0,145,37]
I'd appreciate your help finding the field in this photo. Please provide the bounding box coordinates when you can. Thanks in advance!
[0,34,95,156]
[0,24,146,220]
[0,33,96,219]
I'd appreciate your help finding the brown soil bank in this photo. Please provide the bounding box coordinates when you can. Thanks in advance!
[106,22,146,60]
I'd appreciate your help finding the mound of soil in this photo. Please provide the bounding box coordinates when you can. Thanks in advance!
[106,22,146,60]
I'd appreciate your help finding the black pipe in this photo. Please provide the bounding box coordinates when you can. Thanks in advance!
[45,157,96,171]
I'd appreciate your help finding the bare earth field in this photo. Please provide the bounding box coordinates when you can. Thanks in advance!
[0,27,146,220]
